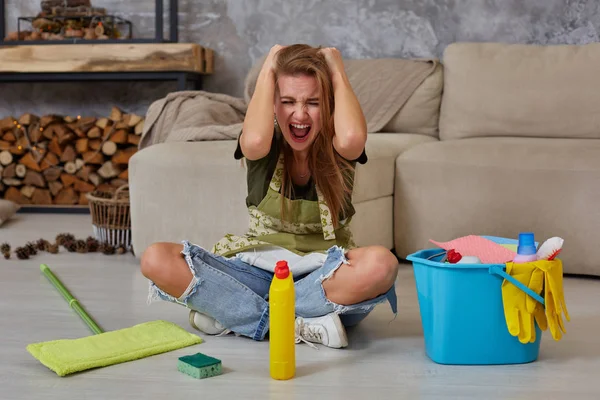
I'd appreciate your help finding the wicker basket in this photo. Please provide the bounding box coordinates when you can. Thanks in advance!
[86,184,131,250]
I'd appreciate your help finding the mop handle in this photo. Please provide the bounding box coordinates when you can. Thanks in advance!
[40,264,104,335]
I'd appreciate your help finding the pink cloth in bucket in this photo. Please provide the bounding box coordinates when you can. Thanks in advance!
[430,235,517,264]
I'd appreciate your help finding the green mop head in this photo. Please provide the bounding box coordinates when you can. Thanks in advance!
[177,353,222,379]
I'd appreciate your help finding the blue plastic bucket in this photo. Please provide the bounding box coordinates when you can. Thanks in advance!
[406,247,543,365]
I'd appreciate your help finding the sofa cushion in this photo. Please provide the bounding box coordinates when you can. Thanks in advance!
[394,137,600,276]
[381,62,443,138]
[354,133,437,203]
[440,42,600,140]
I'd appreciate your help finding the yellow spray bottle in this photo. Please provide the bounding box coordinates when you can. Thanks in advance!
[269,260,295,380]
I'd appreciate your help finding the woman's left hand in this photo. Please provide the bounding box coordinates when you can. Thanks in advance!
[319,47,345,79]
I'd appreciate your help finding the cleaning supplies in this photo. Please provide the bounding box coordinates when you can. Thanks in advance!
[536,237,564,260]
[177,353,222,379]
[269,260,295,380]
[27,320,203,376]
[28,264,203,376]
[513,232,538,263]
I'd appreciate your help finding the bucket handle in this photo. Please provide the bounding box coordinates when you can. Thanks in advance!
[489,265,545,306]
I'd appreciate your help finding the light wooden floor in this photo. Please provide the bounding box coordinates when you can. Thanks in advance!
[1,213,599,399]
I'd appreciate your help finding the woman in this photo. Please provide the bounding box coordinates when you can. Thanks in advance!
[141,44,399,349]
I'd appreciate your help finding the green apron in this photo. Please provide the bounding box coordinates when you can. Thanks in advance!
[211,152,356,257]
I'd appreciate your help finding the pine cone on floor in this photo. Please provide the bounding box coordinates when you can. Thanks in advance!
[0,242,10,254]
[116,246,126,255]
[3,252,9,260]
[36,239,50,251]
[15,247,30,260]
[99,242,115,255]
[25,242,38,256]
[56,233,75,246]
[63,239,77,253]
[86,236,99,252]
[75,240,88,253]
[47,243,59,254]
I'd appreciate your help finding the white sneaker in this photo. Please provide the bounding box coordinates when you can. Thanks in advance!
[295,313,348,349]
[189,310,228,335]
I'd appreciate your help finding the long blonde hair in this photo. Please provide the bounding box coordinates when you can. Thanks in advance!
[274,44,355,228]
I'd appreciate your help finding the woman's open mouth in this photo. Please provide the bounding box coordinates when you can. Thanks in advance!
[289,123,311,143]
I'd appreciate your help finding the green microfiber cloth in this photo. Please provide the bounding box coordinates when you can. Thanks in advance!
[27,320,203,376]
[177,353,222,379]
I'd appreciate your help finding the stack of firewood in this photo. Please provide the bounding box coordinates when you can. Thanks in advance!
[0,107,143,206]
[4,0,123,42]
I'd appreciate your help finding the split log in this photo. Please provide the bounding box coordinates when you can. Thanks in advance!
[19,152,42,172]
[0,181,4,193]
[135,120,144,135]
[60,145,76,163]
[32,189,53,205]
[54,187,78,205]
[3,131,16,142]
[75,158,85,171]
[112,147,137,165]
[111,179,128,188]
[5,187,30,204]
[60,173,78,187]
[98,161,121,179]
[79,192,89,205]
[18,113,39,126]
[21,186,36,198]
[76,165,92,181]
[0,117,16,131]
[48,181,63,196]
[41,152,59,170]
[29,125,43,142]
[88,139,102,151]
[97,183,114,193]
[101,141,117,156]
[3,178,22,186]
[15,164,27,178]
[0,150,14,165]
[109,107,123,122]
[118,169,128,180]
[49,137,63,157]
[43,167,62,182]
[76,138,89,153]
[111,129,128,144]
[74,178,94,193]
[0,141,10,151]
[41,1,92,13]
[24,171,46,188]
[40,115,62,128]
[3,163,15,178]
[83,151,104,164]
[87,126,102,138]
[127,114,143,127]
[95,118,109,130]
[128,134,140,146]
[89,173,103,187]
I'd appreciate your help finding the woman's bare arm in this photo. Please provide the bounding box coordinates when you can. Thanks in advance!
[240,45,283,160]
[320,47,367,161]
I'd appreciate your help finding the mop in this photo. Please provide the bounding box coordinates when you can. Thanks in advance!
[26,264,203,376]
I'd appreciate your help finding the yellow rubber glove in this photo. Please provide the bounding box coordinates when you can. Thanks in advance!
[502,262,545,344]
[534,259,570,341]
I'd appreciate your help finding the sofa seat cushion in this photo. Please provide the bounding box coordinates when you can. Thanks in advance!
[354,133,437,203]
[394,137,600,276]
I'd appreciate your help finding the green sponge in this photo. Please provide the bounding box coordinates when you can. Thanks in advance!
[177,353,222,379]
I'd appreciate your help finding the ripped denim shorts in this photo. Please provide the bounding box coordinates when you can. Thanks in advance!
[148,242,397,341]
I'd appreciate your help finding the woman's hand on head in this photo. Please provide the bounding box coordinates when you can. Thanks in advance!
[264,44,286,73]
[319,47,346,84]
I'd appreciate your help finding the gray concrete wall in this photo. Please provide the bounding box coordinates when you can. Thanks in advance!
[2,0,598,118]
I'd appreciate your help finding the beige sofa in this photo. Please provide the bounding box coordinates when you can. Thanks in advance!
[129,42,600,276]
